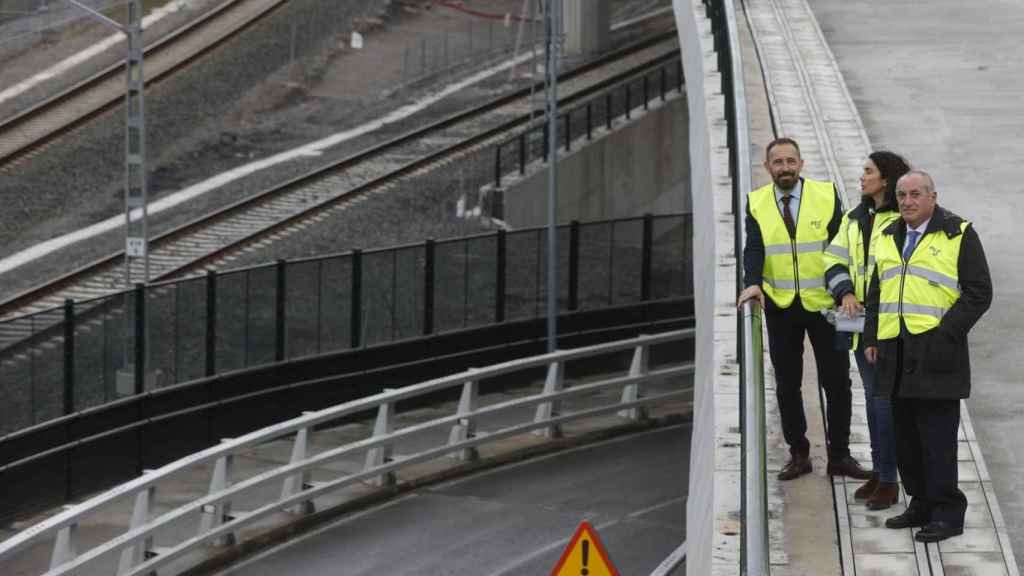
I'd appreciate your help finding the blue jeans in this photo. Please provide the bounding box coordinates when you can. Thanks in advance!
[854,343,898,482]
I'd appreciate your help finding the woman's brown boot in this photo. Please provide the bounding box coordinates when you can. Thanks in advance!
[866,481,900,510]
[853,472,879,501]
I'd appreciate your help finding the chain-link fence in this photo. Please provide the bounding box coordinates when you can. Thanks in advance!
[0,213,691,434]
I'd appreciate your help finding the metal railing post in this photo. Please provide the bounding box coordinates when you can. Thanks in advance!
[495,229,507,322]
[568,221,579,311]
[448,373,480,461]
[532,360,564,438]
[133,283,145,396]
[275,259,286,362]
[280,418,316,515]
[495,144,502,188]
[424,239,435,335]
[205,270,217,377]
[518,133,527,175]
[618,342,649,420]
[117,483,156,574]
[351,250,362,348]
[364,400,396,487]
[63,299,75,416]
[641,214,653,301]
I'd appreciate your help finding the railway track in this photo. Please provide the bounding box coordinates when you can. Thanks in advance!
[0,29,682,351]
[0,0,288,172]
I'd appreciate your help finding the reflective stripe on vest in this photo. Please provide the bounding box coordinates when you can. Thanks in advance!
[749,179,836,311]
[875,221,967,339]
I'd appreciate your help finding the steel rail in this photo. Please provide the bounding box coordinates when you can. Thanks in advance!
[0,0,288,170]
[0,30,680,322]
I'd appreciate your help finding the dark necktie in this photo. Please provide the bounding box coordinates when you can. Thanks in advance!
[903,230,920,261]
[781,195,796,238]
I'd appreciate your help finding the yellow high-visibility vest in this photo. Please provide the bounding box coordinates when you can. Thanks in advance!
[875,221,967,339]
[749,179,836,311]
[823,208,901,348]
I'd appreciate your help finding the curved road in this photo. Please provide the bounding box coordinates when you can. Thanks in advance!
[212,425,690,576]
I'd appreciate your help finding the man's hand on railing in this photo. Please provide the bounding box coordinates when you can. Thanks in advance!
[737,285,765,309]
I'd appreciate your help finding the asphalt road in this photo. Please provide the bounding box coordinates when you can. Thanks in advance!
[212,424,690,576]
[807,0,1024,568]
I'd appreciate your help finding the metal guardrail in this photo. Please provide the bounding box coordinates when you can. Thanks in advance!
[0,328,694,576]
[701,0,769,573]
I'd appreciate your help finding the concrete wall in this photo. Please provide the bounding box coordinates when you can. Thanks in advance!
[486,92,690,228]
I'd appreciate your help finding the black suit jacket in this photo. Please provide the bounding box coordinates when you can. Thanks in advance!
[864,206,993,399]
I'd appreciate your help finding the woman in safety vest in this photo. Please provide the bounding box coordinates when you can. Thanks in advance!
[823,151,909,510]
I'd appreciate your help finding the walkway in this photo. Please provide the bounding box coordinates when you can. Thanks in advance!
[730,0,1022,573]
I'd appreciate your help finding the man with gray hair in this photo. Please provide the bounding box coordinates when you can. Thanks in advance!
[864,170,992,542]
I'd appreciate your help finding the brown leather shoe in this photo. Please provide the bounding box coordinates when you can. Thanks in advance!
[777,453,812,481]
[854,472,879,501]
[827,455,873,480]
[866,481,900,510]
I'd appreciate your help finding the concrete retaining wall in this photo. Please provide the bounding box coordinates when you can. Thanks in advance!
[474,91,691,228]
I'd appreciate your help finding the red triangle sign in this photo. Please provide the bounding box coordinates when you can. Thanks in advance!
[549,521,620,576]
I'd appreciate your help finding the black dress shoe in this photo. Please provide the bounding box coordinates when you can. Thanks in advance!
[827,455,873,480]
[914,521,963,543]
[777,453,812,481]
[885,508,931,529]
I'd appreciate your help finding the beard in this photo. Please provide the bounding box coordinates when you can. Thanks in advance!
[773,173,798,190]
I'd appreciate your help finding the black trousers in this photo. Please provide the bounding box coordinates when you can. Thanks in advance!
[764,297,852,459]
[892,342,966,526]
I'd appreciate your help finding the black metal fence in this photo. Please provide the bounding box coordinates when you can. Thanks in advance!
[493,54,684,188]
[0,214,692,434]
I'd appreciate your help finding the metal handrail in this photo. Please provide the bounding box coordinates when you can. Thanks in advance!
[741,301,769,574]
[713,0,769,573]
[0,328,695,576]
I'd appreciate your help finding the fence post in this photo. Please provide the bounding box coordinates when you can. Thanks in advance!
[424,239,435,335]
[495,229,506,322]
[280,419,316,515]
[606,92,613,130]
[518,133,527,175]
[198,444,236,547]
[448,372,479,461]
[117,482,157,574]
[625,84,632,120]
[49,507,78,571]
[618,342,649,420]
[586,102,593,140]
[276,259,287,362]
[564,113,571,151]
[661,66,667,101]
[642,214,653,301]
[533,361,564,439]
[63,299,75,416]
[643,74,650,110]
[351,250,362,348]
[494,144,502,188]
[205,270,217,377]
[134,283,145,396]
[364,399,396,487]
[568,221,579,311]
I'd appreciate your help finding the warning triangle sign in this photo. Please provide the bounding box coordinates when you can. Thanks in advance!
[549,521,620,576]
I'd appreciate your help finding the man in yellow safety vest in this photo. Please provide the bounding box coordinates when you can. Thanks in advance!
[738,137,871,482]
[864,170,992,543]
